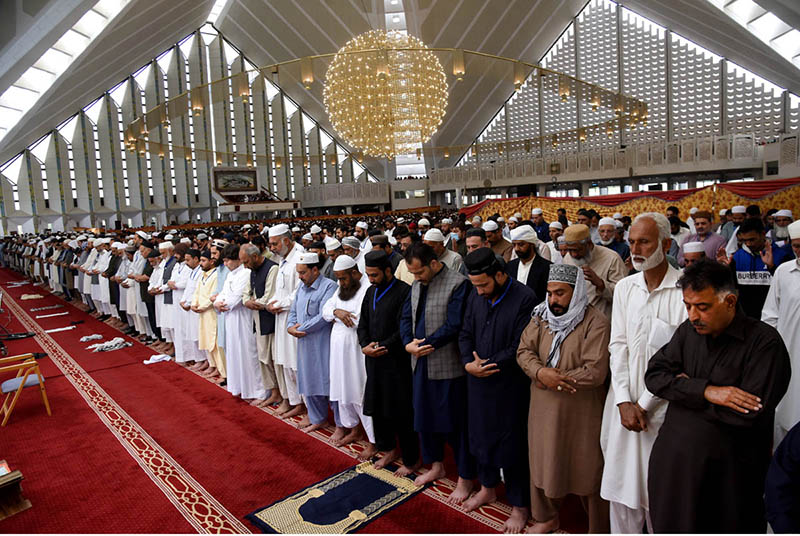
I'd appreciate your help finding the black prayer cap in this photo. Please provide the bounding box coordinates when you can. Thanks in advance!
[200,249,212,259]
[186,248,201,258]
[146,249,161,259]
[364,250,391,270]
[141,240,155,249]
[464,248,499,275]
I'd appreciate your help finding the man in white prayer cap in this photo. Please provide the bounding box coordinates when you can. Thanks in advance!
[598,217,630,260]
[547,222,564,263]
[301,233,313,250]
[686,207,698,235]
[323,254,376,452]
[267,223,305,416]
[762,219,800,444]
[355,221,372,251]
[768,209,794,245]
[417,218,431,236]
[423,228,466,275]
[720,205,746,244]
[310,224,323,242]
[483,220,513,262]
[681,241,706,267]
[531,208,550,243]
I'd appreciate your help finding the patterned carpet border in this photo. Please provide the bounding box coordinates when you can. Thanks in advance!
[3,287,250,534]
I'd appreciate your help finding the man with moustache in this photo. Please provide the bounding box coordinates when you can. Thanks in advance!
[507,225,552,305]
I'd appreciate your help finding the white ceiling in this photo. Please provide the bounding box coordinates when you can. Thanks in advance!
[1,0,800,174]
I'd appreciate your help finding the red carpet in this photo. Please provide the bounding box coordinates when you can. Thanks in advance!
[0,271,530,533]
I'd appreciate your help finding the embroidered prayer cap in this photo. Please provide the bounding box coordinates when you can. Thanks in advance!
[683,241,705,254]
[324,236,341,251]
[532,208,543,215]
[613,212,623,219]
[355,221,369,230]
[510,225,538,243]
[423,229,446,242]
[302,233,313,241]
[197,233,208,240]
[732,205,746,214]
[269,224,290,237]
[548,264,579,286]
[298,252,319,265]
[598,217,616,228]
[333,255,357,271]
[690,207,698,215]
[418,218,431,227]
[158,241,174,250]
[563,224,590,243]
[482,220,499,232]
[310,224,322,234]
[788,220,800,240]
[341,236,360,249]
[464,247,500,275]
[365,250,390,268]
[291,226,301,232]
[775,209,793,219]
[549,221,563,230]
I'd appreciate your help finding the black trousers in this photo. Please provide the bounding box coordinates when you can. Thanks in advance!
[372,412,420,468]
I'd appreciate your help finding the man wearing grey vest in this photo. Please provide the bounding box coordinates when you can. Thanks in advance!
[400,242,477,503]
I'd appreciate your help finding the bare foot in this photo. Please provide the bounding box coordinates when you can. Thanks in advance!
[374,448,401,470]
[503,506,530,534]
[394,460,422,478]
[263,391,283,406]
[211,376,226,385]
[329,426,347,443]
[297,415,311,428]
[201,368,218,377]
[357,443,378,461]
[414,462,446,487]
[527,516,558,534]
[249,398,266,407]
[275,400,291,415]
[463,485,496,512]
[334,427,364,447]
[301,422,325,433]
[446,477,475,505]
[281,404,305,419]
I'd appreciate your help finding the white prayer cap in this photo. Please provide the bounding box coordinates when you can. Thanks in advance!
[690,207,698,215]
[510,225,538,243]
[549,221,563,230]
[498,217,505,223]
[418,218,431,227]
[509,216,519,223]
[302,233,313,241]
[102,237,113,245]
[324,237,342,251]
[342,236,360,249]
[472,215,482,223]
[683,241,705,254]
[158,241,173,250]
[775,209,793,219]
[127,239,136,247]
[719,209,728,216]
[482,220,499,232]
[615,220,624,228]
[242,224,252,230]
[269,223,290,237]
[598,217,617,228]
[532,207,543,215]
[333,255,357,271]
[111,242,124,250]
[788,220,800,240]
[613,212,623,219]
[164,234,174,240]
[77,234,87,241]
[87,238,95,244]
[212,239,228,248]
[441,218,453,225]
[197,233,208,240]
[298,252,319,265]
[136,230,150,240]
[355,221,368,230]
[732,205,746,214]
[180,237,191,244]
[396,217,405,224]
[423,229,446,242]
[290,226,301,233]
[514,212,523,219]
[310,224,322,234]
[69,240,79,249]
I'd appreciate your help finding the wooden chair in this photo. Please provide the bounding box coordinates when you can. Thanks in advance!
[0,353,51,427]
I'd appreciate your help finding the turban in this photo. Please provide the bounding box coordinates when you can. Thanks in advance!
[342,236,360,249]
[510,225,538,243]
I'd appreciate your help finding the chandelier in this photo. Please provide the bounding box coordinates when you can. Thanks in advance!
[323,30,448,160]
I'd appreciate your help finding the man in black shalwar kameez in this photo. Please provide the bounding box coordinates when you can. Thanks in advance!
[644,259,790,533]
[357,250,420,476]
[458,248,536,533]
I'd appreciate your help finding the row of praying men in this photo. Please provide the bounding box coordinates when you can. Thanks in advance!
[3,207,800,534]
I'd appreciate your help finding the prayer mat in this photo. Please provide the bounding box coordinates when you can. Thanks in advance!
[246,461,424,533]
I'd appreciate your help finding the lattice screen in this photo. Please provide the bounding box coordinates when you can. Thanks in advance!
[507,79,540,160]
[670,34,721,138]
[725,62,783,143]
[541,24,578,154]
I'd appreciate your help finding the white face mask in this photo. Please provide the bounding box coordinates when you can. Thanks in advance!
[450,232,459,243]
[599,238,614,246]
[632,244,665,271]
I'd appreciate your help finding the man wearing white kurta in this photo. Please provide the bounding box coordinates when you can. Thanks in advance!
[167,246,191,363]
[761,219,800,445]
[180,250,207,367]
[322,255,375,448]
[267,224,304,415]
[600,213,688,533]
[80,238,99,310]
[90,240,111,315]
[153,242,176,344]
[215,245,265,400]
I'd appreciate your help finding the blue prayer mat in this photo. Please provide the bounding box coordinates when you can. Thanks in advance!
[246,461,424,533]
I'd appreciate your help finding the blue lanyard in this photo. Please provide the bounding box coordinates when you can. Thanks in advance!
[490,279,512,309]
[373,279,396,311]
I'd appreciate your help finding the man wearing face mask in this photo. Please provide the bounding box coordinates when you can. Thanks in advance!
[600,212,687,533]
[761,219,800,445]
[563,224,626,319]
[598,217,629,260]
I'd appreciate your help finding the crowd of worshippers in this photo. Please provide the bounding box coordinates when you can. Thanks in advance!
[2,202,800,535]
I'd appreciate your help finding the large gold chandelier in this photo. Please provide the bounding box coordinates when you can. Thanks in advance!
[323,30,447,160]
